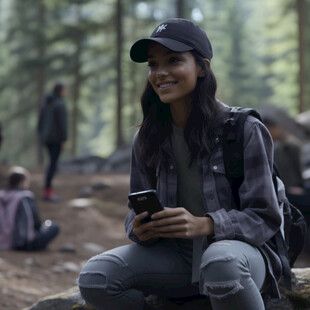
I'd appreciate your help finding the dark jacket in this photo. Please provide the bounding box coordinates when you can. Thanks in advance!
[13,193,42,249]
[125,106,282,298]
[38,94,68,144]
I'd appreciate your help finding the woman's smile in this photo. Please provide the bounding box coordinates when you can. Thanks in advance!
[157,81,178,90]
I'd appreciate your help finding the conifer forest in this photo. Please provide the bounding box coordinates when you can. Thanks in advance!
[0,0,309,167]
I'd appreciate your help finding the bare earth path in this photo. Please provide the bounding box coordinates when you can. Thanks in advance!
[1,170,310,310]
[0,171,131,310]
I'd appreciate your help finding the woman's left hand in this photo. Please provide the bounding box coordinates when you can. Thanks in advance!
[150,207,214,238]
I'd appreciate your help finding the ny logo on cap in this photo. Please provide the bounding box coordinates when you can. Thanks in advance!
[156,24,167,33]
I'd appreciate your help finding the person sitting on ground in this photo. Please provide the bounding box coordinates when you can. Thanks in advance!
[264,117,310,224]
[0,166,60,251]
[264,117,304,193]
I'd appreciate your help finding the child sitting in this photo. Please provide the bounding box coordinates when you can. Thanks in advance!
[0,166,60,251]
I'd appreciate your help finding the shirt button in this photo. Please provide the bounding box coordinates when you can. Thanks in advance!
[213,165,218,170]
[169,165,174,170]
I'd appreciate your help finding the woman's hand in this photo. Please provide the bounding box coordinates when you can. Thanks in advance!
[132,212,160,242]
[151,207,214,239]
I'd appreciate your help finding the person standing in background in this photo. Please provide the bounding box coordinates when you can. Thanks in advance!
[38,83,68,202]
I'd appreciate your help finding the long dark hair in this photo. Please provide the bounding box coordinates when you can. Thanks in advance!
[7,167,29,189]
[53,83,65,97]
[46,82,65,104]
[138,50,223,168]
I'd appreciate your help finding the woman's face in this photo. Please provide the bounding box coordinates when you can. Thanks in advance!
[147,43,203,106]
[20,177,31,190]
[60,87,67,98]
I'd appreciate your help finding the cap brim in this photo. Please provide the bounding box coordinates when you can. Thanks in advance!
[130,38,193,63]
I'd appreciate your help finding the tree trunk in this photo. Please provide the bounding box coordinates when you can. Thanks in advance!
[129,18,139,127]
[71,7,82,157]
[176,0,185,18]
[36,3,46,167]
[296,0,306,113]
[116,0,124,148]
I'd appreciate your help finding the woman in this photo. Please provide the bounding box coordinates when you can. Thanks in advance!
[38,82,68,202]
[78,19,282,310]
[0,166,60,251]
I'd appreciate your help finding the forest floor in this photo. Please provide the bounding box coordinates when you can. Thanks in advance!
[1,169,310,310]
[0,170,131,310]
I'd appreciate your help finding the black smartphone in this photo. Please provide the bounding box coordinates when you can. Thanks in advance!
[128,190,164,222]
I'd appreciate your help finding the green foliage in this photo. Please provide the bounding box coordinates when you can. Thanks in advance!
[0,0,309,168]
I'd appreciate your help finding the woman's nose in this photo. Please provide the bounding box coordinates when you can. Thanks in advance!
[155,67,168,78]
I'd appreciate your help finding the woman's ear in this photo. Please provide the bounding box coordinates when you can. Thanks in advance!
[204,58,211,68]
[198,58,211,77]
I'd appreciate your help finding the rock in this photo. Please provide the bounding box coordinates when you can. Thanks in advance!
[24,269,310,310]
[22,287,92,310]
[58,150,132,174]
[58,244,77,253]
[68,198,96,209]
[80,163,98,175]
[91,182,109,191]
[100,147,131,173]
[68,198,107,209]
[63,262,81,273]
[25,258,41,267]
[51,265,63,273]
[78,183,110,198]
[59,156,107,175]
[296,110,310,132]
[69,198,93,208]
[79,186,93,198]
[51,262,81,274]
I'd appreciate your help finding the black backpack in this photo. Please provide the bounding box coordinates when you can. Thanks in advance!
[222,107,307,289]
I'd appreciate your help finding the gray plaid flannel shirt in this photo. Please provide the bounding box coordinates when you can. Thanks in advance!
[125,110,282,298]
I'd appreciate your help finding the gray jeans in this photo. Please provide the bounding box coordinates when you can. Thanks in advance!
[78,239,266,310]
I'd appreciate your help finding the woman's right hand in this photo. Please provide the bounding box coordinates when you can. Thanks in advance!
[132,212,159,242]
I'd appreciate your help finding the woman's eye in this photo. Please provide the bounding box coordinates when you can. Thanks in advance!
[169,57,180,63]
[147,62,157,68]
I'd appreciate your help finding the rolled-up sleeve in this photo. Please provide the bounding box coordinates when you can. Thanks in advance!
[207,117,282,246]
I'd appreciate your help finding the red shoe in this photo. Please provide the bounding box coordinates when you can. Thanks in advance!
[43,188,61,202]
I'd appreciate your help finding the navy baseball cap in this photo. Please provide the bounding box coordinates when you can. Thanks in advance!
[130,18,213,63]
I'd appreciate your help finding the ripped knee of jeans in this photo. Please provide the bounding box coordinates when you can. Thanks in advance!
[78,271,108,289]
[199,254,244,299]
[202,279,244,299]
[78,252,129,291]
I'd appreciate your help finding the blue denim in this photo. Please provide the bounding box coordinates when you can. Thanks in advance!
[78,239,266,310]
[45,143,62,189]
[126,112,282,298]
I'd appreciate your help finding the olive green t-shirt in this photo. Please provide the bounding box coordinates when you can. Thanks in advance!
[171,125,205,217]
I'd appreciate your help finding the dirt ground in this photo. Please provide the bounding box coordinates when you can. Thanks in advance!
[0,171,131,310]
[1,170,310,310]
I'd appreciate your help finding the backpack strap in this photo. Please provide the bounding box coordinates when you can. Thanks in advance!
[222,107,262,207]
[275,230,292,289]
[222,107,294,290]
